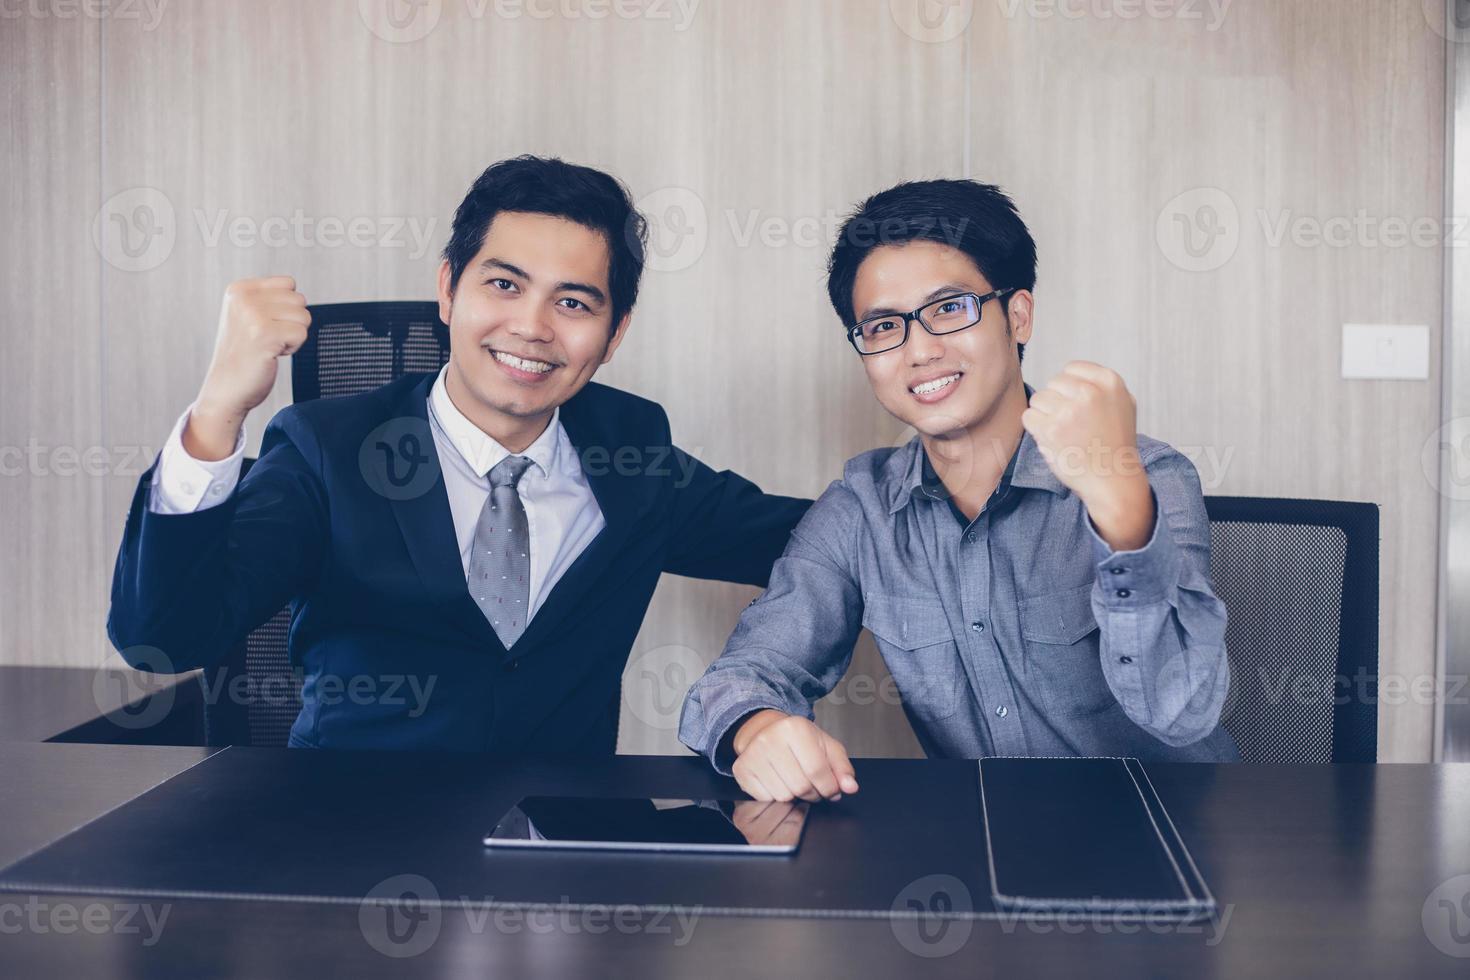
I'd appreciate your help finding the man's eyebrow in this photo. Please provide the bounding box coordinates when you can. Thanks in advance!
[555,280,607,305]
[857,283,977,321]
[476,258,607,305]
[477,258,530,280]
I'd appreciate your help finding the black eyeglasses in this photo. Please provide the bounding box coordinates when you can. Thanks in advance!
[846,288,1016,356]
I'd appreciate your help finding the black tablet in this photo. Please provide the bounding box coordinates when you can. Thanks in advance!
[484,795,810,854]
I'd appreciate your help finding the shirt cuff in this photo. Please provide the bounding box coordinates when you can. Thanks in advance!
[147,404,247,514]
[1086,486,1181,609]
[701,698,797,777]
[714,709,766,774]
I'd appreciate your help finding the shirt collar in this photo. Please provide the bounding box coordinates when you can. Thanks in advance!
[884,383,1067,515]
[428,365,560,480]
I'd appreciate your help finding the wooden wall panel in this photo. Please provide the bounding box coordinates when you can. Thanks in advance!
[966,0,1444,760]
[0,14,105,669]
[2,0,1445,760]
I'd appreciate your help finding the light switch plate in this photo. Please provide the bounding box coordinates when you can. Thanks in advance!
[1340,323,1430,380]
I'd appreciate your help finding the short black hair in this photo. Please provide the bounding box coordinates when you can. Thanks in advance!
[442,155,647,326]
[827,179,1037,362]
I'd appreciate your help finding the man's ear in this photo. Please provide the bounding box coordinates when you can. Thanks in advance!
[601,312,633,364]
[1005,289,1035,345]
[436,260,455,326]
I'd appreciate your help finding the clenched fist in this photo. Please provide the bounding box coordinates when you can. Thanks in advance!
[185,277,312,461]
[731,709,859,803]
[1020,360,1155,551]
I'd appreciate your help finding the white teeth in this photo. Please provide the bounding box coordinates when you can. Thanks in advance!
[911,373,961,395]
[492,350,555,374]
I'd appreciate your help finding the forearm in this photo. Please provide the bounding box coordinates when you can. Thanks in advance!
[1082,472,1155,553]
[110,417,325,671]
[1088,489,1230,745]
[110,476,249,670]
[679,649,827,774]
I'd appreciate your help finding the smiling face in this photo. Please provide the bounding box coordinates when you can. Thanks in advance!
[436,210,629,443]
[849,239,1032,438]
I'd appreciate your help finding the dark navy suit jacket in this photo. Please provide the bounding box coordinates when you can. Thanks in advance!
[107,372,811,753]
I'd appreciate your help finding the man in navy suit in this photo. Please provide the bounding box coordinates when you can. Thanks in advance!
[108,156,810,753]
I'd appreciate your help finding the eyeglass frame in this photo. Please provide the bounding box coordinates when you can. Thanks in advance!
[845,287,1017,356]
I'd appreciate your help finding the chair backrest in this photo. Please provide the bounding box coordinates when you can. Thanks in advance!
[1203,496,1379,763]
[201,302,450,747]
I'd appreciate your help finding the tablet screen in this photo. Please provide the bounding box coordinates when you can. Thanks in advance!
[484,795,810,854]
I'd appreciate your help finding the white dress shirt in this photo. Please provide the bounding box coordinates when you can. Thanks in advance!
[147,365,605,620]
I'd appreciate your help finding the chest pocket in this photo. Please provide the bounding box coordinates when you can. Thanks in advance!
[861,593,961,720]
[1018,583,1099,646]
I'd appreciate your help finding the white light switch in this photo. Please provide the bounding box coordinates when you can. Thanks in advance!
[1340,324,1430,380]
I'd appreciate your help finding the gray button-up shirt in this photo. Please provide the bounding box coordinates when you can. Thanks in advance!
[679,429,1239,772]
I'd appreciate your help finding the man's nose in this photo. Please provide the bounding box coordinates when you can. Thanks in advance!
[505,308,555,343]
[906,320,945,363]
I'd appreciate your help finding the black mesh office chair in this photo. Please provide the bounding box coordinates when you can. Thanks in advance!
[1204,496,1380,763]
[201,302,450,747]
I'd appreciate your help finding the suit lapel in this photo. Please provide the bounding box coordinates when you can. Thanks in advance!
[505,385,654,657]
[382,373,507,652]
[379,378,654,659]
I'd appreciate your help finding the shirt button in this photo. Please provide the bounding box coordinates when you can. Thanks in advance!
[1116,589,1131,599]
[966,532,977,544]
[970,621,985,632]
[504,660,520,673]
[1110,567,1127,575]
[1119,655,1134,665]
[995,705,1008,718]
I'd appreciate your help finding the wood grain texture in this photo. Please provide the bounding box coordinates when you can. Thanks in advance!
[2,0,1445,761]
[965,0,1444,761]
[0,14,106,672]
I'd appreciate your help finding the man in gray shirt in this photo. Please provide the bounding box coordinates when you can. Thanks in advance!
[679,178,1238,803]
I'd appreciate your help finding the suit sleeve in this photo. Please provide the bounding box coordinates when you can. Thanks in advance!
[660,445,812,588]
[106,408,329,672]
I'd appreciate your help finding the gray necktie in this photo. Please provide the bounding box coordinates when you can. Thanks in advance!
[468,455,535,648]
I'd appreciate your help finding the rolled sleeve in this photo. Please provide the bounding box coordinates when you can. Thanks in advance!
[149,405,246,514]
[1087,450,1230,747]
[678,481,865,775]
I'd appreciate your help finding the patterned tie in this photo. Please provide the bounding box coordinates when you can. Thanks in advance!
[468,455,535,648]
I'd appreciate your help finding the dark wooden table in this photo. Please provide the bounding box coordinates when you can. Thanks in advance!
[0,743,1467,978]
[0,665,200,744]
